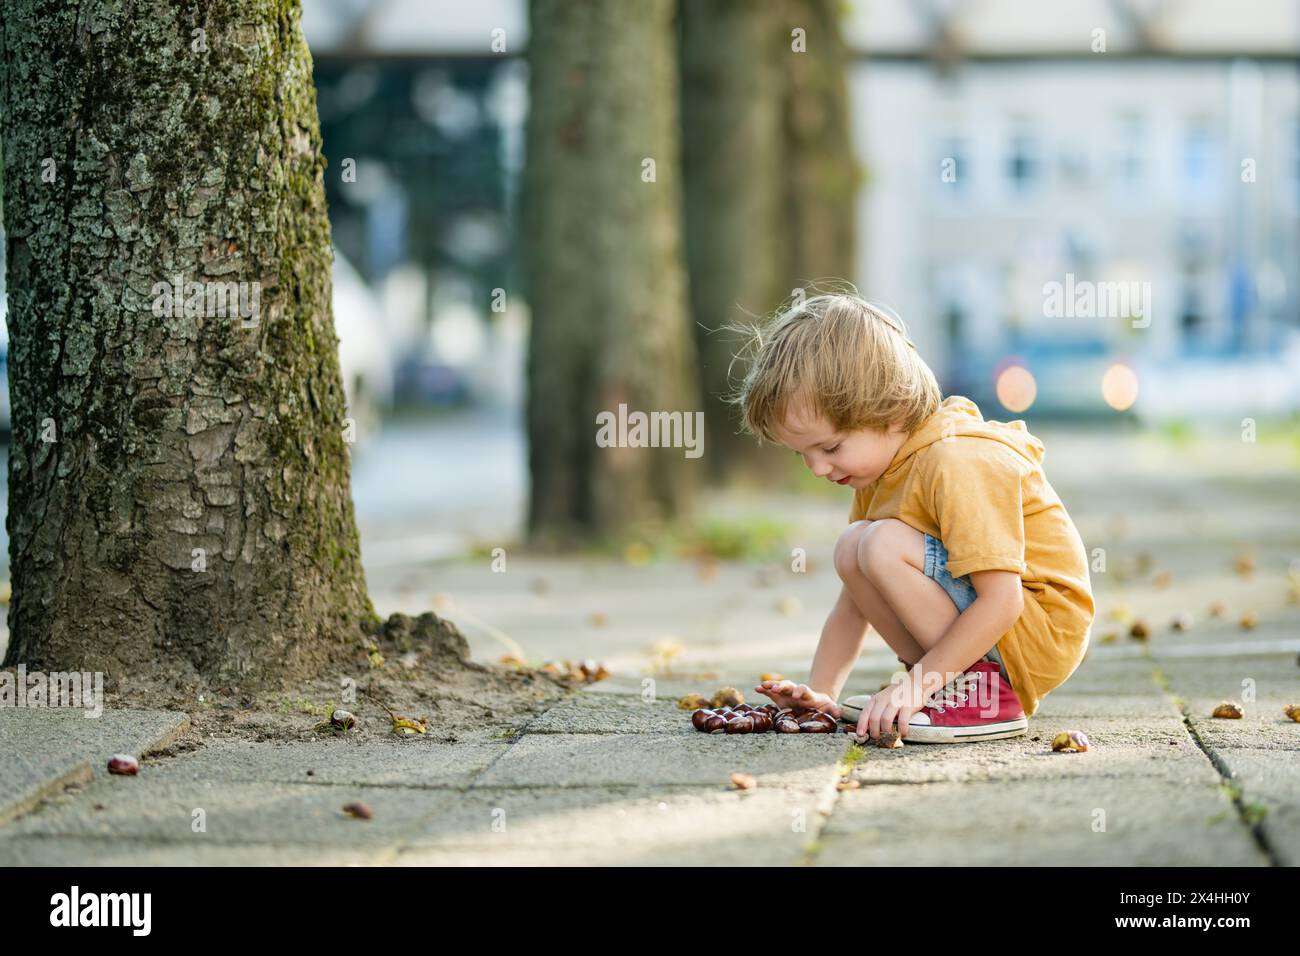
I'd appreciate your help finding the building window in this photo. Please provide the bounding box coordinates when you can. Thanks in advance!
[1115,114,1145,190]
[1005,126,1040,194]
[1180,122,1222,205]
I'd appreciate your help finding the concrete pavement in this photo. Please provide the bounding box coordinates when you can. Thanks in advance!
[1,425,1297,865]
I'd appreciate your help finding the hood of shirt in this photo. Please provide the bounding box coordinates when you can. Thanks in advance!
[880,395,1045,480]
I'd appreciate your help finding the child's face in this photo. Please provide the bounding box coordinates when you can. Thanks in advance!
[772,400,909,490]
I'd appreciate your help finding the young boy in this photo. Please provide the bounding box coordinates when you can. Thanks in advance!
[733,291,1094,743]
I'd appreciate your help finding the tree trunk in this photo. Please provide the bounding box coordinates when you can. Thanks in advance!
[523,0,699,546]
[679,0,793,486]
[0,0,378,688]
[679,0,861,486]
[777,0,860,285]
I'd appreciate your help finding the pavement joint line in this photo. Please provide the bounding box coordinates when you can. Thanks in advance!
[0,711,191,828]
[460,782,828,790]
[1143,646,1281,867]
[797,740,862,865]
[0,831,409,854]
[388,686,585,856]
[0,761,94,828]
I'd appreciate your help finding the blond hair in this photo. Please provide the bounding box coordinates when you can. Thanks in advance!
[726,282,942,446]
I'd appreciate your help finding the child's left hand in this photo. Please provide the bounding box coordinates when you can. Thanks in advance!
[855,678,925,741]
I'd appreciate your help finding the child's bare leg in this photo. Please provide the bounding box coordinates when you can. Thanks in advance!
[834,520,925,666]
[855,518,962,657]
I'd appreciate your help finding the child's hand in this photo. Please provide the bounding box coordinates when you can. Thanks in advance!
[754,679,841,718]
[853,679,923,741]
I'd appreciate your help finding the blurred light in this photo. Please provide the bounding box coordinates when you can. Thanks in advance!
[995,365,1036,413]
[431,302,485,364]
[1101,363,1139,411]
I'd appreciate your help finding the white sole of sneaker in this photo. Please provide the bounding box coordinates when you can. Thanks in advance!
[903,719,1028,744]
[837,697,1028,744]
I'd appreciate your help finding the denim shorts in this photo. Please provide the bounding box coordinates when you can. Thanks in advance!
[923,533,1009,681]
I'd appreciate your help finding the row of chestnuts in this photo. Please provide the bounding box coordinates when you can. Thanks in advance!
[691,703,849,735]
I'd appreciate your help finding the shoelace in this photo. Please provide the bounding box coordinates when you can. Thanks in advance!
[923,670,983,713]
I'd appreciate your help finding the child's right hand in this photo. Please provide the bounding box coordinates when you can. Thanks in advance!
[754,679,841,718]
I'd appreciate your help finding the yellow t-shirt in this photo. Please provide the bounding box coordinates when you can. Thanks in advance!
[848,395,1095,716]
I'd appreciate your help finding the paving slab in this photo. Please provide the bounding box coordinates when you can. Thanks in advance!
[402,784,820,865]
[0,708,189,826]
[1032,657,1173,696]
[1,778,455,847]
[1030,691,1183,719]
[1210,748,1300,866]
[843,723,1217,787]
[525,692,690,734]
[0,834,391,866]
[141,737,513,789]
[816,777,1266,866]
[471,732,849,789]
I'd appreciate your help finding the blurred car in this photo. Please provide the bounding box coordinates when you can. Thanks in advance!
[393,353,471,406]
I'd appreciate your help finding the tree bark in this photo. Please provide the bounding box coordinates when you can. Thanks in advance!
[777,0,860,286]
[679,0,861,485]
[0,0,378,687]
[679,0,793,486]
[523,0,699,545]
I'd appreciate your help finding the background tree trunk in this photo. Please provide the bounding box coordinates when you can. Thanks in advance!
[679,0,861,486]
[523,0,699,546]
[0,0,378,688]
[679,0,793,487]
[778,0,861,286]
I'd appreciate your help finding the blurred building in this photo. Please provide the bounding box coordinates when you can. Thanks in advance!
[303,0,527,411]
[301,0,1300,420]
[848,0,1300,419]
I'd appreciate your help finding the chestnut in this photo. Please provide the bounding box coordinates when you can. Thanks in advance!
[725,716,755,734]
[342,801,374,820]
[704,714,726,732]
[775,716,801,733]
[691,708,713,731]
[107,754,139,776]
[878,730,904,749]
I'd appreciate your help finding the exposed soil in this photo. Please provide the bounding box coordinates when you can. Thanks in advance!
[102,611,575,748]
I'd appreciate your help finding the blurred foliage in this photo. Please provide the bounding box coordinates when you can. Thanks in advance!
[1157,417,1196,447]
[579,514,794,565]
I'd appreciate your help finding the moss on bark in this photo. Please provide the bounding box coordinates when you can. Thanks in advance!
[0,0,377,688]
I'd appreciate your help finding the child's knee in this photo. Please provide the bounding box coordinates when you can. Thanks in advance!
[857,518,915,581]
[834,520,871,581]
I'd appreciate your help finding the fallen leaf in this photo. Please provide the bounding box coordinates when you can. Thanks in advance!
[730,772,757,790]
[1051,730,1090,752]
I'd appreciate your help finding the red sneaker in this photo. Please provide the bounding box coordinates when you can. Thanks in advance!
[838,661,1028,744]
